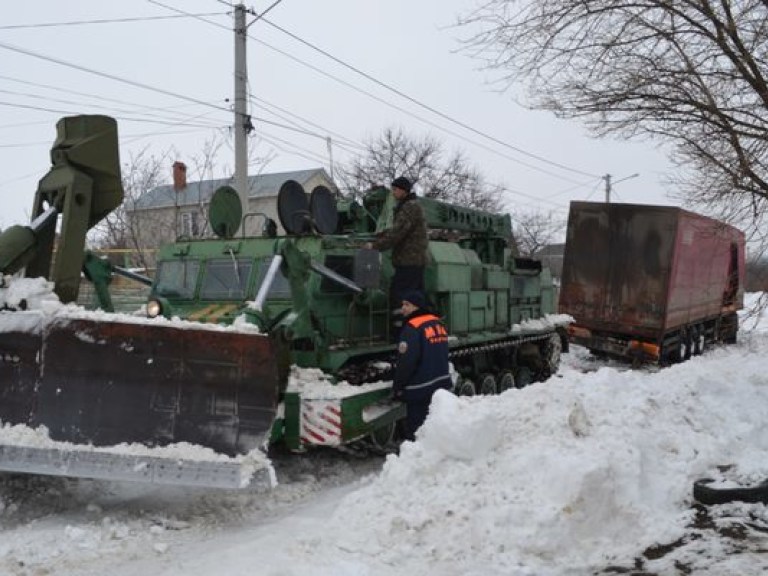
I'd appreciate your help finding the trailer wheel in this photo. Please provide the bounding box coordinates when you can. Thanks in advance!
[721,312,738,344]
[671,332,692,363]
[479,373,497,395]
[498,371,515,392]
[693,327,706,356]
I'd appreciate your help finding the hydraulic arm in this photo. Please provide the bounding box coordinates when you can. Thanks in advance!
[0,115,122,303]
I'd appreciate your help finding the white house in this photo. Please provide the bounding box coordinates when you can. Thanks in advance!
[128,166,336,249]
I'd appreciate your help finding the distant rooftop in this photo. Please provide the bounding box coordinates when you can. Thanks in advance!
[133,167,331,210]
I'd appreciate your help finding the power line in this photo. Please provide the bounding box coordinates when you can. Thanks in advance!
[249,115,364,158]
[246,38,592,183]
[121,126,226,144]
[246,0,286,25]
[244,32,589,183]
[0,171,39,189]
[3,5,595,195]
[0,40,232,116]
[582,179,605,202]
[0,119,50,130]
[540,177,604,202]
[148,0,230,29]
[248,104,364,152]
[257,130,329,166]
[0,140,48,149]
[0,13,225,30]
[499,185,570,211]
[250,94,365,151]
[0,87,224,129]
[0,0,356,171]
[0,74,223,123]
[0,100,225,129]
[260,17,599,179]
[146,1,594,184]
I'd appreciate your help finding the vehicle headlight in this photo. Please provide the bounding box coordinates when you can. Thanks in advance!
[146,299,162,318]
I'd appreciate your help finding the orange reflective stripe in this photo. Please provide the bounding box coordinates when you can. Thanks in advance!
[407,314,439,328]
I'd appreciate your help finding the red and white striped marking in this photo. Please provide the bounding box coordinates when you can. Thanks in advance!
[300,400,343,446]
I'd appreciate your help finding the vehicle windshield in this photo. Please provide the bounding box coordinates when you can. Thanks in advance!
[200,258,253,300]
[255,256,291,299]
[154,260,200,299]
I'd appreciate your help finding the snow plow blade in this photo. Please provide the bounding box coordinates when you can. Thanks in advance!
[0,443,274,490]
[0,312,280,488]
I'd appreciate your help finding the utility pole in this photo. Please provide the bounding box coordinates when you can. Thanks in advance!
[234,4,249,229]
[326,136,335,181]
[604,172,639,203]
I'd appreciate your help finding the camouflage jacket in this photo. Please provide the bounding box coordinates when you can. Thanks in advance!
[373,193,428,266]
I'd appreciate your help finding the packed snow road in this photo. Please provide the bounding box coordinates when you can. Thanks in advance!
[3,309,768,575]
[0,448,386,576]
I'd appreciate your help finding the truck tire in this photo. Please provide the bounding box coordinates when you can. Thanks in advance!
[692,326,706,356]
[693,478,768,505]
[681,331,692,362]
[544,334,562,375]
[721,312,738,344]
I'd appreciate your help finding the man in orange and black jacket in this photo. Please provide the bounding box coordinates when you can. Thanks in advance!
[393,290,452,440]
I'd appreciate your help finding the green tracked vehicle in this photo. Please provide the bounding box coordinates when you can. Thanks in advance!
[143,176,570,454]
[0,115,569,489]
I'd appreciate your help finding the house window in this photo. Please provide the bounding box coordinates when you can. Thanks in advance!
[181,211,200,237]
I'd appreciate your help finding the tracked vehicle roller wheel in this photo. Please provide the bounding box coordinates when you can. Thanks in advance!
[454,376,476,396]
[479,373,497,395]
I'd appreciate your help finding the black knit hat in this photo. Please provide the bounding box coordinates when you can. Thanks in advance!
[401,290,426,309]
[391,176,412,193]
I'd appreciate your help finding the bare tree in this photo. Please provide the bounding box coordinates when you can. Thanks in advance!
[88,147,173,271]
[513,209,565,257]
[458,1,768,225]
[339,126,505,212]
[181,138,226,239]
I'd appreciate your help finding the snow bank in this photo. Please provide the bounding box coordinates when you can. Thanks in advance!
[298,301,768,574]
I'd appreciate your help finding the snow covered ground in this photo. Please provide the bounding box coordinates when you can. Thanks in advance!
[2,296,768,575]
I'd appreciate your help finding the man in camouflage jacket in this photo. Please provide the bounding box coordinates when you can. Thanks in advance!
[368,177,428,328]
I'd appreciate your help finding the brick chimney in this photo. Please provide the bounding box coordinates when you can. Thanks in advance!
[172,161,187,191]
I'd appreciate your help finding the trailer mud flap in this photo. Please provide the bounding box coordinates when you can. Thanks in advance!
[0,314,280,458]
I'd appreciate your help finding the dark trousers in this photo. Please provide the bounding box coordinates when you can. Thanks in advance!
[403,397,431,441]
[390,265,425,306]
[389,265,425,339]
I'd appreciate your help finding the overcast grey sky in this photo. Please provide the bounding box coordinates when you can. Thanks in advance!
[0,0,675,230]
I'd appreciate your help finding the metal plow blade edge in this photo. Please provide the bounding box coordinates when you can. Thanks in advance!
[0,312,280,489]
[0,444,275,490]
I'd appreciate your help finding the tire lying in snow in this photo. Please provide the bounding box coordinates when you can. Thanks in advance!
[693,477,768,505]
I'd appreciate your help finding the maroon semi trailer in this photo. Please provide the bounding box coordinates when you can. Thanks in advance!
[559,201,745,364]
